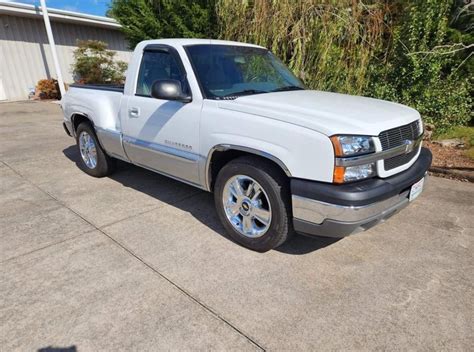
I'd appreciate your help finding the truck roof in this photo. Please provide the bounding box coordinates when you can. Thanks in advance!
[137,38,265,49]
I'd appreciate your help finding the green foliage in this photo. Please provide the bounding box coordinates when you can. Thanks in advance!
[368,0,472,132]
[436,126,474,160]
[110,0,472,131]
[217,0,473,132]
[446,0,474,104]
[109,0,218,48]
[72,40,127,84]
[436,125,474,145]
[217,0,387,95]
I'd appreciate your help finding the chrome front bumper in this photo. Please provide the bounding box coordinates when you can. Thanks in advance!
[293,189,410,225]
[291,147,432,238]
[292,190,412,238]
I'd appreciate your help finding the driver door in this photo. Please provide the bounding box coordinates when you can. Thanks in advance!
[121,46,202,186]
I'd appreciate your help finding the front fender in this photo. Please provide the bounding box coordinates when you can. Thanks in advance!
[202,126,335,188]
[200,102,335,186]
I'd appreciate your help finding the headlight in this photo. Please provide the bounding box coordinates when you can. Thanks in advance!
[330,135,375,157]
[330,135,376,183]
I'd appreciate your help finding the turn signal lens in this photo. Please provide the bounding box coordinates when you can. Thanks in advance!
[330,136,344,157]
[333,166,346,183]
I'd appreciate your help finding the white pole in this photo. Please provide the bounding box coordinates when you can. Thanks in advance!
[40,0,66,98]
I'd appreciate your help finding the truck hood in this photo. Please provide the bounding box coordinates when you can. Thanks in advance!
[217,90,420,136]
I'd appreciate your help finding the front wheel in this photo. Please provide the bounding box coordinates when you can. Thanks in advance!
[75,122,114,177]
[214,156,292,252]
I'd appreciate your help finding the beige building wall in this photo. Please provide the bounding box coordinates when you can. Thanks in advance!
[0,14,132,101]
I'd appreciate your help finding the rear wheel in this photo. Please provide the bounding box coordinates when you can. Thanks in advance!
[75,122,114,177]
[214,156,292,252]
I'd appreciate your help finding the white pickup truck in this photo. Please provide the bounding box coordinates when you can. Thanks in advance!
[62,39,432,251]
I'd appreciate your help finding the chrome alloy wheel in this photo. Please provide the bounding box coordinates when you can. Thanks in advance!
[79,131,97,169]
[222,175,272,238]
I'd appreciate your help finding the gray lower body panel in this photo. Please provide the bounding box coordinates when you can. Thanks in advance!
[122,136,201,186]
[95,127,129,161]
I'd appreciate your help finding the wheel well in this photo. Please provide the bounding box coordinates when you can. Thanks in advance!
[208,149,289,191]
[71,114,92,134]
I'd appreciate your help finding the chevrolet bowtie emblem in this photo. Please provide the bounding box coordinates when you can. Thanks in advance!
[403,140,414,153]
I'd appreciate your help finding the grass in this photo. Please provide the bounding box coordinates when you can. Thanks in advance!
[435,126,474,160]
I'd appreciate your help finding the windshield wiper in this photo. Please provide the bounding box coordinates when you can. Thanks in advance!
[270,85,305,92]
[221,89,267,98]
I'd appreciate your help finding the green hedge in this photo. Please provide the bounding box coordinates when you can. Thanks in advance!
[367,0,472,131]
[110,0,473,132]
[217,0,472,132]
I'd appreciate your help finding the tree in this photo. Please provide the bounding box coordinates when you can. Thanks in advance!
[368,0,472,131]
[217,0,472,131]
[72,40,127,84]
[109,0,218,49]
[448,0,474,86]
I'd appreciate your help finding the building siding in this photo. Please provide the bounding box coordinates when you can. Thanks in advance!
[0,14,132,101]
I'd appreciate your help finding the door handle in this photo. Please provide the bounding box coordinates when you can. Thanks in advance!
[129,107,140,118]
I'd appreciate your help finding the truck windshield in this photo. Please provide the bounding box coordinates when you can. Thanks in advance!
[185,44,305,99]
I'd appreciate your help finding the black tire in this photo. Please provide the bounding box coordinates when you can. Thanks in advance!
[214,156,293,252]
[75,122,115,177]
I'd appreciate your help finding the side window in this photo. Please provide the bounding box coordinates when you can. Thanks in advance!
[136,50,184,96]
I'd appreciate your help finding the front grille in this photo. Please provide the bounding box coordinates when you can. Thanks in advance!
[379,120,421,150]
[379,120,422,171]
[384,149,419,170]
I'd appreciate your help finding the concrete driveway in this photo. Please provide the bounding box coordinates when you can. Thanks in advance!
[1,101,473,351]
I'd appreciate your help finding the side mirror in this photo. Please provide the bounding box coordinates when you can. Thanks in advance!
[151,79,191,103]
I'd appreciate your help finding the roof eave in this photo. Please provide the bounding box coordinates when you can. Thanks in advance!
[0,1,122,30]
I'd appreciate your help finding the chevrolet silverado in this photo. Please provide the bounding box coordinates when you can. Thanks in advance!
[62,39,432,251]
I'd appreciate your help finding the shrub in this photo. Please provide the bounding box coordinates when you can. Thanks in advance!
[35,79,60,99]
[217,0,473,132]
[217,0,387,96]
[368,0,472,132]
[72,40,127,84]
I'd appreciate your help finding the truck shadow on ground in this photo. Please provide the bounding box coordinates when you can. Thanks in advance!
[63,146,340,254]
[38,346,77,352]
